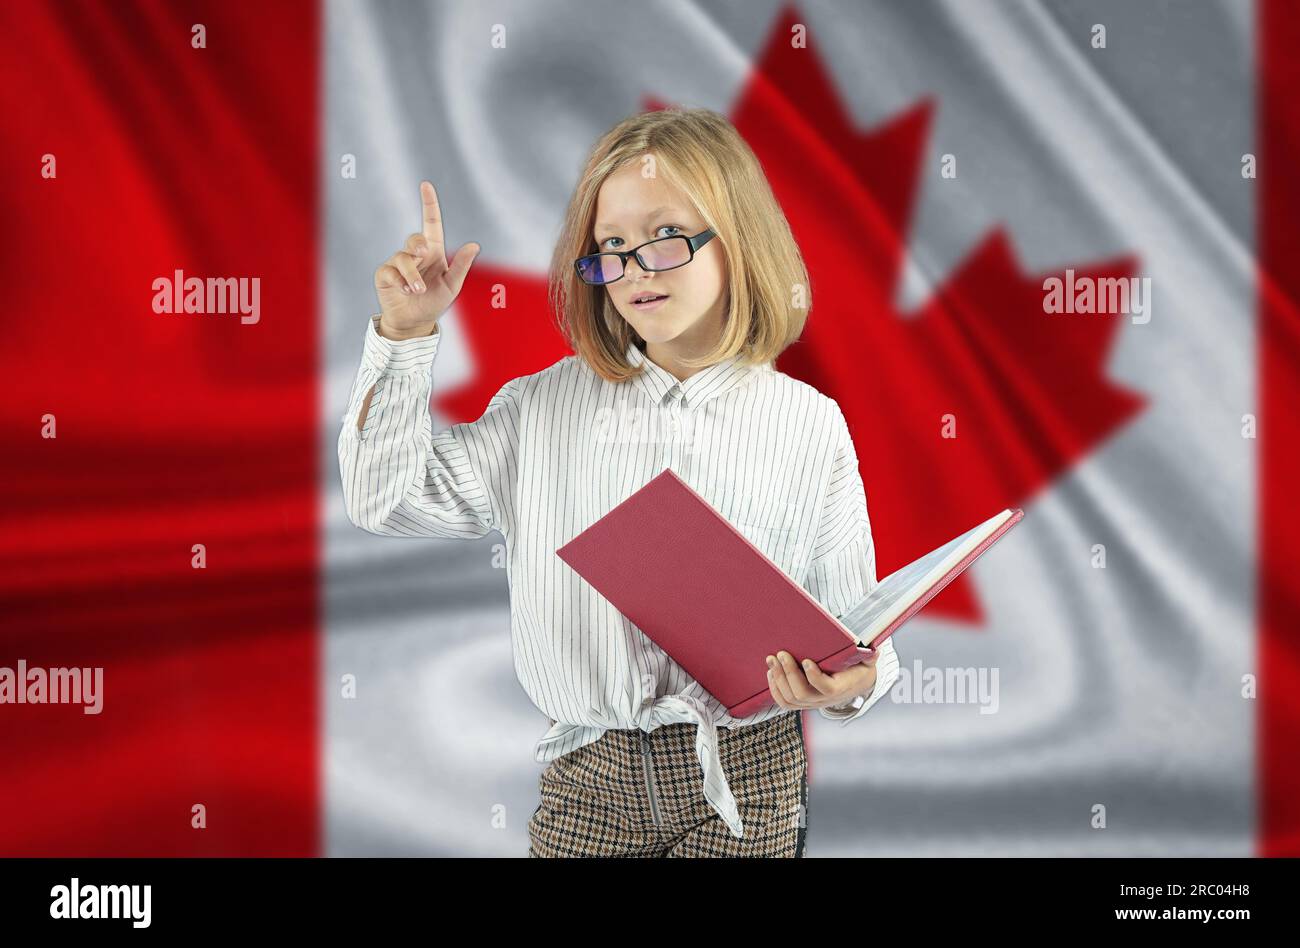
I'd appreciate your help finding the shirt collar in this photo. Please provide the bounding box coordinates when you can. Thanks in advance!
[625,342,766,409]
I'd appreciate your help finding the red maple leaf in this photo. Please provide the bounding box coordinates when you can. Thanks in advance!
[437,2,1147,625]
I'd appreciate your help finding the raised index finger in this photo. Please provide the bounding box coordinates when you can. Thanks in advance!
[420,180,446,256]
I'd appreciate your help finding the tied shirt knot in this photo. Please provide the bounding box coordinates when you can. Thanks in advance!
[533,693,748,839]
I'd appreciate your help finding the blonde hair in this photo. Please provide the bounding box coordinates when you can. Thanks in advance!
[548,107,811,382]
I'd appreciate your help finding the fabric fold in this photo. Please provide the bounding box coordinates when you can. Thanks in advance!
[645,694,745,839]
[532,694,747,840]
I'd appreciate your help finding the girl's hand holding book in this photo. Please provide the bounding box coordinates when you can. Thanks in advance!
[765,649,879,712]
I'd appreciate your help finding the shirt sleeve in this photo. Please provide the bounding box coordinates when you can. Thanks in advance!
[803,405,901,724]
[818,637,900,725]
[337,314,522,539]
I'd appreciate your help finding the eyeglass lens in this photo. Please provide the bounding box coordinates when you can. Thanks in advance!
[579,236,692,284]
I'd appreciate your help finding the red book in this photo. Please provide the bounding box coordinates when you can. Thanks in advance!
[556,468,1023,719]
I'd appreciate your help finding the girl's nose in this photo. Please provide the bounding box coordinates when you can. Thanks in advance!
[624,255,648,279]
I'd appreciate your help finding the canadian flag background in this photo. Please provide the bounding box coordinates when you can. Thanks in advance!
[0,0,1294,857]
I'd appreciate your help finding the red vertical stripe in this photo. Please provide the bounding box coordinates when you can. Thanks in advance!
[1259,0,1300,858]
[0,1,319,855]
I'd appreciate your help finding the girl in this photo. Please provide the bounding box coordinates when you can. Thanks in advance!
[339,108,900,857]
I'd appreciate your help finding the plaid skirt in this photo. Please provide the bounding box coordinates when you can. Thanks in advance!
[527,709,808,857]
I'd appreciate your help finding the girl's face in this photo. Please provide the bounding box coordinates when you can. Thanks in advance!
[593,162,729,371]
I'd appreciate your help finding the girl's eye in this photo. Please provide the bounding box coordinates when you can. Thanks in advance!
[600,224,685,250]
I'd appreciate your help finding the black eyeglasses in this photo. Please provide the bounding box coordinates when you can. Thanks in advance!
[574,228,716,286]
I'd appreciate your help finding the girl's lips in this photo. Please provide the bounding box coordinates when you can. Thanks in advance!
[632,294,670,311]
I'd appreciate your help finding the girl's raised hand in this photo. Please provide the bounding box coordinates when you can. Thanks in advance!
[374,180,481,338]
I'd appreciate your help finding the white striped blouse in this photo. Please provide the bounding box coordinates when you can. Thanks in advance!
[338,314,901,839]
